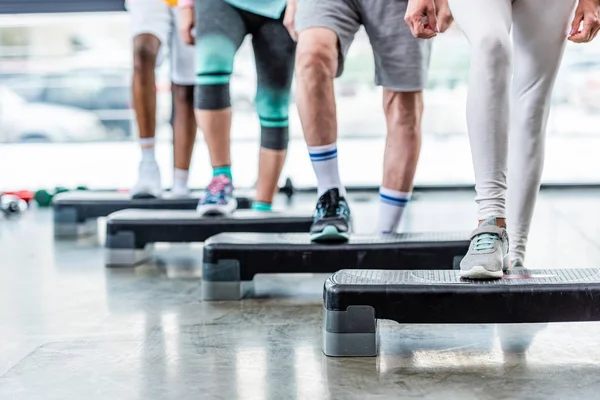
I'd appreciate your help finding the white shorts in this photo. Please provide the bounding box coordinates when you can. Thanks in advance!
[127,0,195,85]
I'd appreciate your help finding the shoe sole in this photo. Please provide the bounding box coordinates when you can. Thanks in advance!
[131,192,159,200]
[197,199,238,216]
[310,225,349,242]
[460,265,504,280]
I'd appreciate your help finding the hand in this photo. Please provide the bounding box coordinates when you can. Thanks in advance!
[405,0,438,39]
[179,7,195,45]
[569,0,600,43]
[284,0,298,41]
[434,0,453,33]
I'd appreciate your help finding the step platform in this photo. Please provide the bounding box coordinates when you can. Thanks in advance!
[52,190,252,238]
[105,209,313,267]
[202,231,469,301]
[322,268,600,357]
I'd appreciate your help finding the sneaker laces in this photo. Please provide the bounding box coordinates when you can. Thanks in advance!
[206,175,230,195]
[317,190,341,217]
[473,233,497,251]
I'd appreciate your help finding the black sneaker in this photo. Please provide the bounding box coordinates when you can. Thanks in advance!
[310,188,351,242]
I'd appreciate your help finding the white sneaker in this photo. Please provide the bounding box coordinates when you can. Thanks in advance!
[460,217,509,280]
[131,160,162,199]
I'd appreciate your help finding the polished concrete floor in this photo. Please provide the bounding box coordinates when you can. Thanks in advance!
[2,189,600,399]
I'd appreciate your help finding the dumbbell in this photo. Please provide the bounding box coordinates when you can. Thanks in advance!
[2,190,34,203]
[34,186,88,207]
[0,195,27,217]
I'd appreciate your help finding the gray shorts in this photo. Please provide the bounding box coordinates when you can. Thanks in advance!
[295,0,432,91]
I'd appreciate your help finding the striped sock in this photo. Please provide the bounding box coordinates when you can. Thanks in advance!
[377,187,411,234]
[251,201,272,212]
[213,165,232,181]
[307,143,346,197]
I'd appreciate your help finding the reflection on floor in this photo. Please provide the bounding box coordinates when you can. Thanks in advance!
[1,189,600,399]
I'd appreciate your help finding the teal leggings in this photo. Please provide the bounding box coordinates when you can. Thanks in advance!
[194,0,296,150]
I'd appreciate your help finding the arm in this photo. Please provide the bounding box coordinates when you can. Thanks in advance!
[569,0,600,43]
[178,0,195,45]
[434,0,453,33]
[283,0,298,41]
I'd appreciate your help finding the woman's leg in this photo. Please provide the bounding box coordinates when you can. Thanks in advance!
[448,0,512,278]
[507,0,577,266]
[251,16,296,208]
[193,0,246,214]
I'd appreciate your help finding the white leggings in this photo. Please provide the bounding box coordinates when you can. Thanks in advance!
[449,0,576,262]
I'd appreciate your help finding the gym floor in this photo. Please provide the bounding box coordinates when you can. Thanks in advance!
[1,189,600,399]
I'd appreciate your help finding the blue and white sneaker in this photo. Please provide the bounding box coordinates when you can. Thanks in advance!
[310,188,351,242]
[460,217,509,279]
[196,175,237,216]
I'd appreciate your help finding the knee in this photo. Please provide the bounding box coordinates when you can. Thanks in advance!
[133,43,158,72]
[472,33,511,72]
[384,91,423,137]
[295,34,338,80]
[172,84,194,107]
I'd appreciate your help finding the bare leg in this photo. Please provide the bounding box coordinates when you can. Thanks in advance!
[295,28,338,146]
[172,83,196,171]
[377,90,423,233]
[196,109,231,168]
[132,34,160,140]
[255,148,286,203]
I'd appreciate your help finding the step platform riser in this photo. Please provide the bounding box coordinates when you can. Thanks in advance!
[323,268,600,356]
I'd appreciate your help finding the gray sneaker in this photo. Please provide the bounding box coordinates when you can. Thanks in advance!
[460,217,509,279]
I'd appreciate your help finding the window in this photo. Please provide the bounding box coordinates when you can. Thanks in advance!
[1,10,599,191]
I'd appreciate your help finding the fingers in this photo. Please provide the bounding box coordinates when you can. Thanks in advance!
[569,13,600,43]
[570,12,584,37]
[180,28,195,45]
[283,5,297,41]
[284,18,297,41]
[404,8,437,38]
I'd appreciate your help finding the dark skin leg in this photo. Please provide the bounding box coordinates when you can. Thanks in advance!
[132,34,160,142]
[172,83,196,170]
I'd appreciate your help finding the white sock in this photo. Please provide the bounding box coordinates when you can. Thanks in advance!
[173,168,189,190]
[140,138,155,162]
[307,143,346,197]
[377,187,411,234]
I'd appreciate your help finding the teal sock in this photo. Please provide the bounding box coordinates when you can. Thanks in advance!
[213,165,232,180]
[251,201,272,212]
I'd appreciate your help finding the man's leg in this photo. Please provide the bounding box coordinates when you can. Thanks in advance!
[170,7,197,196]
[378,90,423,233]
[507,0,576,267]
[360,0,431,234]
[193,0,246,215]
[448,0,512,279]
[171,83,196,195]
[250,16,296,210]
[295,0,360,241]
[128,0,170,198]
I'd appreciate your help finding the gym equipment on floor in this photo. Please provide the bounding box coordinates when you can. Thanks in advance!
[105,209,314,267]
[0,195,27,217]
[201,232,469,301]
[2,191,34,203]
[322,268,600,357]
[52,190,253,239]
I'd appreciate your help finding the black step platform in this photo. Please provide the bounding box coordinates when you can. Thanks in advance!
[322,268,600,356]
[105,209,313,267]
[202,231,469,301]
[52,190,252,238]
